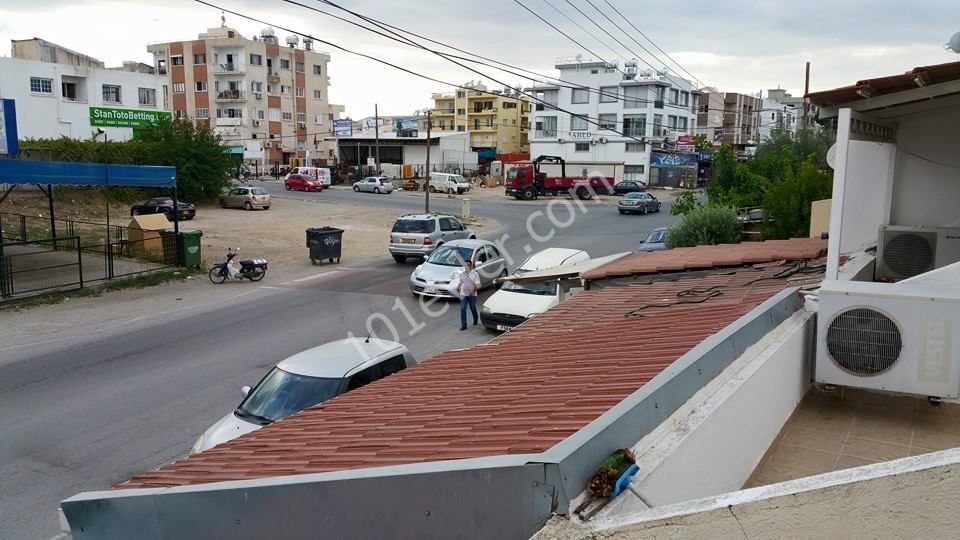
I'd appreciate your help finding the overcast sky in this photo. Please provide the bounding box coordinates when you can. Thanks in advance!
[2,0,959,118]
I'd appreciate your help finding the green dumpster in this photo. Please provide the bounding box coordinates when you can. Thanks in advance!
[177,230,203,267]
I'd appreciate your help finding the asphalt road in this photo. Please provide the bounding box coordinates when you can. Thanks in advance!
[0,185,678,540]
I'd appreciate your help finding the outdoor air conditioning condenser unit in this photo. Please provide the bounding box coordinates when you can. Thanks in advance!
[876,225,960,281]
[815,279,960,398]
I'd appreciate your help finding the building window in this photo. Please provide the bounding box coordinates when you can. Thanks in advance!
[314,113,323,125]
[297,112,306,123]
[574,142,590,152]
[598,113,617,130]
[313,64,322,75]
[280,59,290,69]
[138,88,156,106]
[30,77,53,94]
[624,165,645,180]
[536,116,557,138]
[669,88,679,104]
[313,89,322,99]
[295,62,305,72]
[599,86,618,103]
[251,81,263,93]
[172,82,185,93]
[282,111,293,121]
[195,81,208,92]
[295,87,305,98]
[668,115,678,129]
[571,88,590,104]
[678,117,688,131]
[62,81,80,101]
[269,108,281,121]
[456,108,465,115]
[280,85,290,95]
[570,115,589,131]
[457,125,465,132]
[623,86,643,109]
[175,108,185,119]
[542,90,559,109]
[193,54,206,64]
[623,114,646,137]
[625,142,646,152]
[503,102,517,109]
[456,90,465,98]
[196,108,209,119]
[171,55,184,66]
[250,54,262,66]
[653,114,664,135]
[102,84,121,104]
[680,91,689,106]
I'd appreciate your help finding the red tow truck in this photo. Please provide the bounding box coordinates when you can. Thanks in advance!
[504,156,618,200]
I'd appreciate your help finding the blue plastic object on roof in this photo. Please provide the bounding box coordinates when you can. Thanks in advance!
[611,463,640,499]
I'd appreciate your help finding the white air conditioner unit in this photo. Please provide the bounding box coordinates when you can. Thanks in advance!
[557,138,565,143]
[264,142,272,148]
[598,137,608,143]
[876,225,960,281]
[590,139,598,145]
[815,279,960,398]
[253,92,263,99]
[252,120,261,127]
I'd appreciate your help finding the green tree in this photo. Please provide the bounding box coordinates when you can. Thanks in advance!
[671,191,702,216]
[762,159,832,239]
[666,205,742,248]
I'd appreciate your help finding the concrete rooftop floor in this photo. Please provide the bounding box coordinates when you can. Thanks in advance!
[746,387,960,487]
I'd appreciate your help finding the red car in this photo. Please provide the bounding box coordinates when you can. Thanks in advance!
[285,174,323,192]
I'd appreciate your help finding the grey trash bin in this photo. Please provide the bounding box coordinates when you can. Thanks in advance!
[306,227,343,264]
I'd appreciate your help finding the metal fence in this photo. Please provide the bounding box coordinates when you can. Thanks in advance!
[0,211,179,299]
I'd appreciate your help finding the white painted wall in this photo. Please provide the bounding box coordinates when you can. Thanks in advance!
[588,308,813,516]
[0,57,168,142]
[890,105,960,228]
[401,133,478,169]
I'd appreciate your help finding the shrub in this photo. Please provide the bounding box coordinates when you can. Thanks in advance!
[762,159,832,239]
[666,205,742,249]
[670,191,702,216]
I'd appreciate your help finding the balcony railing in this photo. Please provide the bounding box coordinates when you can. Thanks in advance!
[214,63,244,74]
[434,108,455,114]
[216,90,246,101]
[535,130,558,139]
[623,126,646,137]
[470,108,498,114]
[215,117,244,126]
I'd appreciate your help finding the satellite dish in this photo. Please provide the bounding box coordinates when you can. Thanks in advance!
[826,143,838,169]
[946,31,960,53]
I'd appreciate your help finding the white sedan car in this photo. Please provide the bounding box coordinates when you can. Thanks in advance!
[191,338,416,454]
[353,176,394,194]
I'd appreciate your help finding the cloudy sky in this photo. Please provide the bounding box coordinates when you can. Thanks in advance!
[2,0,959,118]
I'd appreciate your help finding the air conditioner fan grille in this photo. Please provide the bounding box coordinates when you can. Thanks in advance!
[826,308,902,375]
[884,233,935,278]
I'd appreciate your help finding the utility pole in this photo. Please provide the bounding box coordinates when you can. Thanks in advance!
[374,103,380,174]
[803,61,811,129]
[425,109,431,213]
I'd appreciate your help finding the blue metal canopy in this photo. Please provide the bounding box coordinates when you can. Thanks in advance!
[0,159,176,188]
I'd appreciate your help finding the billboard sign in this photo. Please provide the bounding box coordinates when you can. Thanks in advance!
[650,151,698,167]
[395,118,419,138]
[333,119,353,137]
[0,99,19,155]
[89,107,172,128]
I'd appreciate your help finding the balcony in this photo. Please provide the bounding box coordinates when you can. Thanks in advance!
[216,90,246,101]
[472,125,497,132]
[267,71,280,83]
[434,108,455,115]
[534,130,558,139]
[432,92,454,100]
[214,63,245,75]
[470,108,498,115]
[215,117,244,127]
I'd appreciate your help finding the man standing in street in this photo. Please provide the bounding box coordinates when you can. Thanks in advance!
[457,259,481,331]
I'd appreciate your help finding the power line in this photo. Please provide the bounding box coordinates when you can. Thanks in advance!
[539,0,630,64]
[600,0,706,89]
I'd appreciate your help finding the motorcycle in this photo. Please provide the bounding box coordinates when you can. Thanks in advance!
[209,248,268,284]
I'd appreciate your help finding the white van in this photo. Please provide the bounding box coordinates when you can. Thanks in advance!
[428,172,471,194]
[479,248,590,332]
[287,167,332,186]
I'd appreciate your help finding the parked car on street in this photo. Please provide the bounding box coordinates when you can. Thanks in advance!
[639,227,669,252]
[409,239,507,298]
[612,181,646,195]
[220,186,272,210]
[389,214,475,263]
[130,197,195,220]
[285,173,324,192]
[191,338,416,454]
[480,248,590,332]
[617,192,661,215]
[428,172,471,194]
[353,176,394,194]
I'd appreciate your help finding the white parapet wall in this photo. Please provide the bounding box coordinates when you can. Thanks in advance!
[539,448,960,540]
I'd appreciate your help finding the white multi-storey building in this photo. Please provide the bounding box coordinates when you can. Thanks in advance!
[528,57,699,184]
[758,89,801,142]
[0,41,168,142]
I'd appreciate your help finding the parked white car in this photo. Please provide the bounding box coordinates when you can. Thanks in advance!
[286,166,332,186]
[428,172,471,194]
[191,338,416,454]
[480,248,590,331]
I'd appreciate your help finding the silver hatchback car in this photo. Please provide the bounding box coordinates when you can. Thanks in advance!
[220,186,272,210]
[389,214,475,263]
[353,176,394,194]
[409,239,508,298]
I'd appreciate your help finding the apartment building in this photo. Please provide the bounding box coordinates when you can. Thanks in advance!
[528,57,699,184]
[147,25,334,166]
[431,81,531,156]
[696,90,761,153]
[0,40,168,141]
[757,88,802,142]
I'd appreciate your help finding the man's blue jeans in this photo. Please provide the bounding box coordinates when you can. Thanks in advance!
[460,295,478,328]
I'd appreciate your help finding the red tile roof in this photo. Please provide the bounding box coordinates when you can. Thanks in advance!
[582,238,828,281]
[806,60,960,108]
[119,263,824,489]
